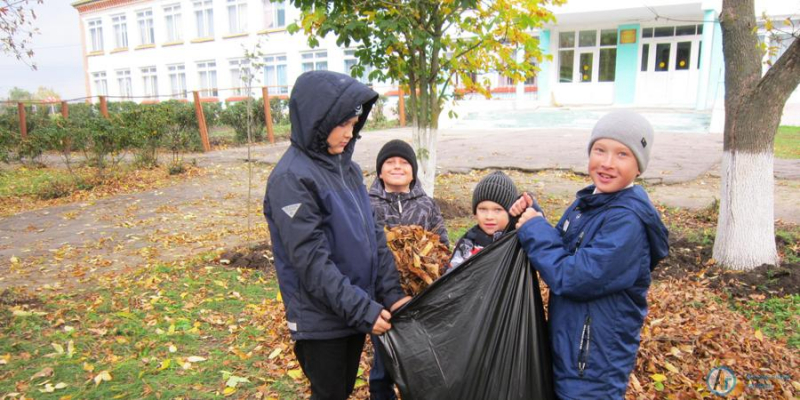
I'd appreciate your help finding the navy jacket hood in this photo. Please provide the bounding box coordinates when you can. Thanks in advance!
[289,70,379,167]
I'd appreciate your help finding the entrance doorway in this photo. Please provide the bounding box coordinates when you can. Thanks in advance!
[636,25,703,106]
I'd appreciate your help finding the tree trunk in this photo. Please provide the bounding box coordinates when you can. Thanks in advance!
[413,125,438,197]
[714,0,800,270]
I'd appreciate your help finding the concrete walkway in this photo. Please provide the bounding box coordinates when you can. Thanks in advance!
[207,126,799,183]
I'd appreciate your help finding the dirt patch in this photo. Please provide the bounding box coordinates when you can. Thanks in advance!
[219,241,274,271]
[435,197,472,220]
[653,235,799,298]
[0,288,42,307]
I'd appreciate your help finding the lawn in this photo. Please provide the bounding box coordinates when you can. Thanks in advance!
[776,125,800,159]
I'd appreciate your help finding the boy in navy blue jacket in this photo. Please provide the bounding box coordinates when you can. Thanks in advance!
[264,71,410,400]
[511,110,669,399]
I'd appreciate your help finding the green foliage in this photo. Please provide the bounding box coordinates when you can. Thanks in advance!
[7,86,33,101]
[371,95,387,124]
[84,115,129,171]
[160,100,202,164]
[288,0,561,129]
[269,97,289,125]
[202,102,223,128]
[118,104,169,168]
[775,126,799,159]
[220,99,266,144]
[0,125,17,163]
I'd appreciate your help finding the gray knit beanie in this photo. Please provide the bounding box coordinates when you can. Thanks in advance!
[472,171,518,214]
[588,110,654,173]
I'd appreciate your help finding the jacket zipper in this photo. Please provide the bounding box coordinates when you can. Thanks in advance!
[338,155,370,237]
[578,315,592,377]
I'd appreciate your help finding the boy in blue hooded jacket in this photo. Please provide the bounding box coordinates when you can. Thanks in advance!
[511,110,669,399]
[264,71,410,400]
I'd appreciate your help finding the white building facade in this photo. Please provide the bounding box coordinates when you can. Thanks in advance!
[73,0,798,125]
[73,0,381,102]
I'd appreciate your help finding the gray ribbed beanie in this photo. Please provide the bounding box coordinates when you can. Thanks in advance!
[587,110,654,173]
[472,171,518,214]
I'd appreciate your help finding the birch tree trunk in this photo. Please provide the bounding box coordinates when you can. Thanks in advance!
[714,0,800,270]
[413,125,439,197]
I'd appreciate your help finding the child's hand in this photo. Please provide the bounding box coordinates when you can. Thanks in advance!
[390,296,412,312]
[510,192,535,217]
[372,309,392,335]
[516,207,543,230]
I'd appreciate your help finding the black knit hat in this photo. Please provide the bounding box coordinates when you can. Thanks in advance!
[472,171,518,214]
[376,139,418,183]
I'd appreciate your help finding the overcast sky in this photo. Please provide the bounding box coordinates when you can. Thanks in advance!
[0,1,85,100]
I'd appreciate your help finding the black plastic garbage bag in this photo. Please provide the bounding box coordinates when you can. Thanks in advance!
[377,232,554,400]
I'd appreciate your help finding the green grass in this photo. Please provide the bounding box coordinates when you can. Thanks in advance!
[728,294,799,349]
[775,126,800,159]
[0,167,78,198]
[0,255,303,399]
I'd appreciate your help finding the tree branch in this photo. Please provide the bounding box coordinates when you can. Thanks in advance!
[755,36,800,105]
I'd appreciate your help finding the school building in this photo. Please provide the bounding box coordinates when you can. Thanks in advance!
[72,0,798,127]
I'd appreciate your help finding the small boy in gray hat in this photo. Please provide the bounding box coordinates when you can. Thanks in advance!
[510,110,670,399]
[448,171,540,270]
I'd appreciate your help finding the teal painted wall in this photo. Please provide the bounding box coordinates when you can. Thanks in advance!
[614,24,640,105]
[538,30,551,104]
[706,10,725,109]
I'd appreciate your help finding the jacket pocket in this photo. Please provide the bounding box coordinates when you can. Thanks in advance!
[577,314,592,378]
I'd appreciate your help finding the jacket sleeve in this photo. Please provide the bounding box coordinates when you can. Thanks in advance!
[267,172,383,333]
[428,200,450,248]
[373,221,407,308]
[517,209,647,301]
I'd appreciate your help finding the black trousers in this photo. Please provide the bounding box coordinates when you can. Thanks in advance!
[294,334,367,400]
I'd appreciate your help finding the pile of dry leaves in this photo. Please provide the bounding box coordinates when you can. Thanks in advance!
[384,225,451,296]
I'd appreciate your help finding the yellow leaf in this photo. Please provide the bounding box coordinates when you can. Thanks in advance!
[186,356,206,363]
[83,362,95,372]
[0,354,10,365]
[669,347,681,357]
[55,382,68,389]
[67,340,75,358]
[651,373,667,383]
[158,359,171,371]
[754,329,764,341]
[168,324,176,335]
[276,291,282,302]
[223,387,237,396]
[287,368,303,380]
[664,362,679,374]
[268,348,282,360]
[169,345,177,353]
[94,370,112,386]
[10,256,19,264]
[60,395,73,400]
[51,343,64,354]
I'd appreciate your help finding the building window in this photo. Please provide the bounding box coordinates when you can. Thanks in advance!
[558,32,575,83]
[675,25,696,36]
[137,9,155,45]
[301,50,327,72]
[116,69,132,98]
[598,29,617,82]
[168,64,187,98]
[675,41,691,70]
[164,4,183,42]
[141,66,158,98]
[654,26,675,37]
[525,57,537,85]
[111,15,127,49]
[263,0,286,29]
[641,43,650,71]
[579,30,596,47]
[344,49,373,84]
[579,52,593,82]
[229,58,252,95]
[227,0,248,34]
[88,19,104,52]
[655,43,670,71]
[92,72,108,96]
[194,0,214,38]
[197,60,218,97]
[264,54,288,94]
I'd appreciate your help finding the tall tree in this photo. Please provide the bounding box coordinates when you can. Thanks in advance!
[0,0,43,69]
[287,0,561,195]
[714,0,799,270]
[33,86,61,101]
[7,86,32,101]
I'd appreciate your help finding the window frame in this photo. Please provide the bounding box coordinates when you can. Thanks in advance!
[136,9,155,45]
[111,14,127,49]
[197,60,218,97]
[193,0,215,38]
[167,64,187,99]
[264,54,289,94]
[163,4,183,42]
[88,18,104,52]
[227,0,248,34]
